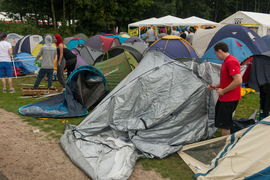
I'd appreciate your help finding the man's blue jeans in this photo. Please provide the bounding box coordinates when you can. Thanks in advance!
[33,68,54,88]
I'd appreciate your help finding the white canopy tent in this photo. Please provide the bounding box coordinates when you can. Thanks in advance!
[128,17,159,27]
[183,16,220,26]
[128,17,161,37]
[220,11,270,37]
[0,12,13,22]
[128,15,220,37]
[155,15,184,26]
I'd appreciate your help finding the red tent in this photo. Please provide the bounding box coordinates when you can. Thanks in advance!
[84,35,121,53]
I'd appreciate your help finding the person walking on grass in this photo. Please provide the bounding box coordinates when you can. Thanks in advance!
[33,35,56,89]
[0,32,15,93]
[208,42,242,136]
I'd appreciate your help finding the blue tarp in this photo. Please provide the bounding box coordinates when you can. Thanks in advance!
[14,52,39,73]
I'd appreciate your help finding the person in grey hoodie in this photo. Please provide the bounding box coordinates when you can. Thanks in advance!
[33,35,57,89]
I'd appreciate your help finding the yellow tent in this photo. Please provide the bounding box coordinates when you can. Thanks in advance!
[31,43,57,60]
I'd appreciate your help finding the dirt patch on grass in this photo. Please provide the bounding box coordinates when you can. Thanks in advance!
[0,108,167,180]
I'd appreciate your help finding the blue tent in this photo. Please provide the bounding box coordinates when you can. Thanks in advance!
[206,24,269,55]
[103,34,128,44]
[18,65,109,118]
[201,37,253,64]
[262,35,270,50]
[13,34,43,55]
[67,37,85,50]
[147,35,199,60]
[14,52,39,73]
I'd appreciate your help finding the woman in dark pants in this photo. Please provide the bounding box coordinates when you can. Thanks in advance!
[54,34,77,91]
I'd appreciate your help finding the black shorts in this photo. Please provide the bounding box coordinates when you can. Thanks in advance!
[215,100,239,129]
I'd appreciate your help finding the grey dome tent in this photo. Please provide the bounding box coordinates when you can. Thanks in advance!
[242,51,270,92]
[74,33,89,41]
[95,44,145,63]
[13,34,43,55]
[63,36,74,46]
[75,44,102,65]
[60,51,221,179]
[18,65,109,117]
[122,41,147,56]
[7,33,23,46]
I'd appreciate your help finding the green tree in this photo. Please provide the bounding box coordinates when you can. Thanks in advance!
[1,0,270,36]
[114,0,154,32]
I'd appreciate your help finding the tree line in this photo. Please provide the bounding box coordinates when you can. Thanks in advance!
[0,0,269,37]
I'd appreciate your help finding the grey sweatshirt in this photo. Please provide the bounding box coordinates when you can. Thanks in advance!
[37,35,57,69]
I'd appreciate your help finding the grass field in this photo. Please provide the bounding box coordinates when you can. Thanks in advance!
[0,75,260,179]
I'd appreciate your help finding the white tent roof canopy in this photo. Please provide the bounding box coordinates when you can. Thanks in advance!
[128,17,160,27]
[0,12,13,21]
[183,16,220,26]
[155,15,184,26]
[219,11,270,36]
[128,15,220,27]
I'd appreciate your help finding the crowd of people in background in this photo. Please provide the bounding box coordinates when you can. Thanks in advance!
[144,25,196,47]
[145,25,157,47]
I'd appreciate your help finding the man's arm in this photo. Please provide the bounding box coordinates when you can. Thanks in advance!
[8,48,12,55]
[35,55,41,62]
[216,74,242,95]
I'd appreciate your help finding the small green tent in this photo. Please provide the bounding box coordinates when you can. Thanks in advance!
[94,51,138,91]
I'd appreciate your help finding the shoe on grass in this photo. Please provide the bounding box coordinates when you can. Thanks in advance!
[2,89,7,93]
[9,89,16,93]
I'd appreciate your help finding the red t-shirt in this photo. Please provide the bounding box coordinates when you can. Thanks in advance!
[219,55,241,102]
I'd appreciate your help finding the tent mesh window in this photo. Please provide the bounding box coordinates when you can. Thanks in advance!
[183,139,226,165]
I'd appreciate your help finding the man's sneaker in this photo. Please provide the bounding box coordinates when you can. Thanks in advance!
[2,89,7,93]
[9,89,16,93]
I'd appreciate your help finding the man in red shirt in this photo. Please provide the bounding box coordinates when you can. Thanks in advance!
[208,42,242,136]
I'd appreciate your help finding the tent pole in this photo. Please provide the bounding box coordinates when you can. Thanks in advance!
[11,56,17,79]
